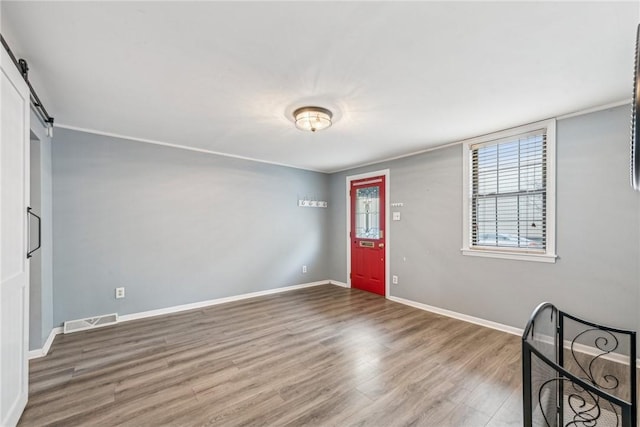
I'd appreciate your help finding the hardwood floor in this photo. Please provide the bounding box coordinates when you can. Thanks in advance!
[19,285,524,426]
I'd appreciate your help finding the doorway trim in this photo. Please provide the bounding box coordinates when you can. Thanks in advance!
[346,169,391,297]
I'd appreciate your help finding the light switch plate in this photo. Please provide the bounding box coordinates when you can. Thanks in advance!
[393,212,401,221]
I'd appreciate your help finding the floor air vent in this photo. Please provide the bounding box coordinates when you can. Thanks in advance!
[63,313,118,334]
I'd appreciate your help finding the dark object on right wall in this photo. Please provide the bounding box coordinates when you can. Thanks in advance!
[631,24,640,191]
[522,302,636,426]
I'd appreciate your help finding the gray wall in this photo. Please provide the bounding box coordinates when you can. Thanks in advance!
[329,105,640,333]
[51,105,639,339]
[29,136,42,350]
[52,128,330,325]
[29,111,54,350]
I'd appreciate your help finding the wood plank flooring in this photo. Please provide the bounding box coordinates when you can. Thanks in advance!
[19,285,524,426]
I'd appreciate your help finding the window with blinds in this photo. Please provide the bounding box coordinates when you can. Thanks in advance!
[470,130,547,251]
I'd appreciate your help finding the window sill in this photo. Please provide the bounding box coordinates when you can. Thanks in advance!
[461,248,557,263]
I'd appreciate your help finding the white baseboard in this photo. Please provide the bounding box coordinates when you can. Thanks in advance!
[118,280,331,323]
[28,327,63,360]
[28,281,333,359]
[565,340,639,367]
[329,280,349,288]
[387,295,524,336]
[388,295,640,366]
[30,286,640,368]
[529,333,639,366]
[28,349,42,360]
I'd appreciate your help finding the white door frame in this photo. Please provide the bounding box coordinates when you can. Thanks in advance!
[346,169,391,297]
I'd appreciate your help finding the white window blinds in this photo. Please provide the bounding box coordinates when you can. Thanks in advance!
[470,130,547,251]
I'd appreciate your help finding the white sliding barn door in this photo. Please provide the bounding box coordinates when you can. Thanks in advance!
[0,48,31,426]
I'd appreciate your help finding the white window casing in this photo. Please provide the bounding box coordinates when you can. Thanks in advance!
[462,119,557,263]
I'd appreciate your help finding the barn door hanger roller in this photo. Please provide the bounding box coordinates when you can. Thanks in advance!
[1,33,55,136]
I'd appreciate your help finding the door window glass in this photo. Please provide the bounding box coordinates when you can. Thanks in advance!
[355,186,380,239]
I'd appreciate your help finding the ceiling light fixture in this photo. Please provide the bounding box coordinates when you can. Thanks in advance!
[293,106,333,132]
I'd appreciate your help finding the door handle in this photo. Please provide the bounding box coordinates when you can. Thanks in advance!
[27,207,41,259]
[378,243,384,248]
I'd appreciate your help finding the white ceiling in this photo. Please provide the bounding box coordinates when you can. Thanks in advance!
[2,1,638,172]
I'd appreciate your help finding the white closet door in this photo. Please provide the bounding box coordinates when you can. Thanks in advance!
[0,47,31,426]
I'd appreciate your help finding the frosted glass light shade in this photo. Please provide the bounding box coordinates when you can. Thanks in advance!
[293,106,332,132]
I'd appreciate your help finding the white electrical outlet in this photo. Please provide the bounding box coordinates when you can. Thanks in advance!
[392,275,398,285]
[115,287,125,299]
[302,265,307,274]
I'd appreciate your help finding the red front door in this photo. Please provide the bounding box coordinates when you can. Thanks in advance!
[350,176,385,296]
